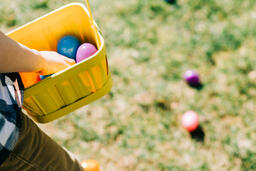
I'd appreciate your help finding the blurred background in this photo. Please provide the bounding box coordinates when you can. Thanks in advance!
[1,0,256,170]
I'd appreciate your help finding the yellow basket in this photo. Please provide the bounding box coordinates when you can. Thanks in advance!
[7,3,112,123]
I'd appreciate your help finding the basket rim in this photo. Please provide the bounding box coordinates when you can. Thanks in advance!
[7,3,91,36]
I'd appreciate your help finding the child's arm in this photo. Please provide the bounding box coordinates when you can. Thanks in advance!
[0,31,75,75]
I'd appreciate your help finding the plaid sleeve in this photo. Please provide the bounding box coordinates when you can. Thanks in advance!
[0,73,24,165]
[0,114,20,164]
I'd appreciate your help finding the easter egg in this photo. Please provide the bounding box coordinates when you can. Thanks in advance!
[181,111,199,132]
[76,43,97,63]
[20,73,40,88]
[39,74,51,80]
[81,160,100,171]
[184,70,201,87]
[57,35,80,60]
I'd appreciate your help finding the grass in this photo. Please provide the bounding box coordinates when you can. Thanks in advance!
[1,0,256,170]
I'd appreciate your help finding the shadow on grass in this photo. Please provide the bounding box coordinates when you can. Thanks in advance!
[190,83,204,91]
[164,0,177,5]
[164,0,180,8]
[190,125,205,142]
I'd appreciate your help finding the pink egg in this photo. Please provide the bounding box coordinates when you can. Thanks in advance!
[181,111,199,132]
[76,43,97,63]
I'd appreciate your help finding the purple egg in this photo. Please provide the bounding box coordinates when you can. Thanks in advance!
[184,70,201,86]
[76,43,98,63]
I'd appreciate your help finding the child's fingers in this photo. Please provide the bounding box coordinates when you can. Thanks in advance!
[64,57,76,65]
[49,62,70,74]
[39,51,76,75]
[55,52,75,65]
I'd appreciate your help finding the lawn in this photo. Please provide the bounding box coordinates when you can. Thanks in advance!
[1,0,256,170]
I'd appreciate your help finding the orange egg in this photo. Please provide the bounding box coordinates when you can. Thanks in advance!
[20,72,40,88]
[82,160,100,171]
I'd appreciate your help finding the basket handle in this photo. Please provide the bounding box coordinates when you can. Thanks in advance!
[85,0,101,48]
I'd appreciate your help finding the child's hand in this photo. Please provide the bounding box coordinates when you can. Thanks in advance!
[38,51,76,75]
[0,32,75,74]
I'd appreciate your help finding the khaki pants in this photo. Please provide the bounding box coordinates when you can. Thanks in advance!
[0,113,83,171]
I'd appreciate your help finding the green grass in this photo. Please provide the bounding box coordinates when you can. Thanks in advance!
[2,0,256,170]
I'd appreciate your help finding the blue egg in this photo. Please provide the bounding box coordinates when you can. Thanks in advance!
[57,35,81,60]
[40,74,51,80]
